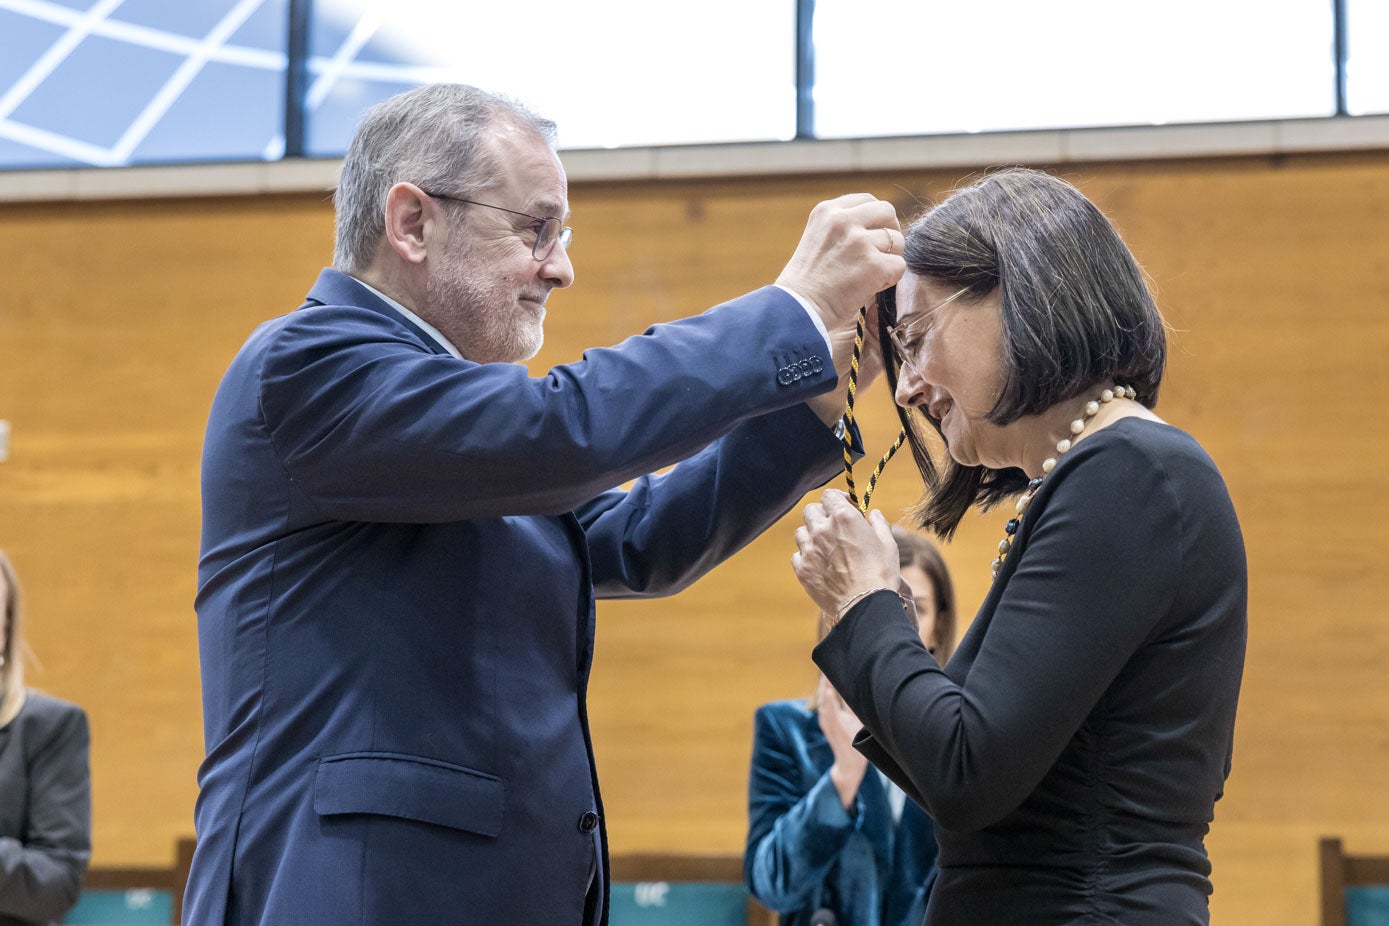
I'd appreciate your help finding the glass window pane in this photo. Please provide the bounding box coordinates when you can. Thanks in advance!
[1347,0,1389,115]
[0,0,286,169]
[813,0,1335,138]
[305,0,795,156]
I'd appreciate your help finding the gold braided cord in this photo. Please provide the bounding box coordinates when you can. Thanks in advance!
[839,306,907,514]
[839,310,864,507]
[861,428,906,508]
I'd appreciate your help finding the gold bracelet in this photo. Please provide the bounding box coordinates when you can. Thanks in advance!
[836,587,895,620]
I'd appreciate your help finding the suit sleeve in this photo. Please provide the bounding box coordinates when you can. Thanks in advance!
[0,705,91,922]
[744,705,861,913]
[578,402,847,598]
[258,287,838,522]
[814,434,1182,832]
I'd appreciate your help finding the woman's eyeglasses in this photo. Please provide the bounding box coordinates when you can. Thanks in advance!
[884,286,970,373]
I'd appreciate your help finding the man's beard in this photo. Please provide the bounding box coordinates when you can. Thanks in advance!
[424,240,545,365]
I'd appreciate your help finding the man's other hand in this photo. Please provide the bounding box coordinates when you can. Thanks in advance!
[776,194,906,331]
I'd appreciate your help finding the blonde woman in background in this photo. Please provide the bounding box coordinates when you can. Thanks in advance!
[0,551,90,926]
[746,528,955,926]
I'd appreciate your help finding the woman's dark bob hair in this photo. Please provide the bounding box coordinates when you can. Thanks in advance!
[879,168,1167,538]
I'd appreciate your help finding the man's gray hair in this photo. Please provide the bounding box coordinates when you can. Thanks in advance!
[332,83,557,272]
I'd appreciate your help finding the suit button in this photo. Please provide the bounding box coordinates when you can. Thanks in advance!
[777,368,793,386]
[578,811,600,834]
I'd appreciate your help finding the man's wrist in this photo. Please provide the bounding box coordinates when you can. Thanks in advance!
[774,284,834,361]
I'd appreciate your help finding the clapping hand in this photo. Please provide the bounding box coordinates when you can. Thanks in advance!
[816,676,869,810]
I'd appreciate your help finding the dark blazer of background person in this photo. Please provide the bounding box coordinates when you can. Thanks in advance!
[0,693,89,926]
[0,551,90,926]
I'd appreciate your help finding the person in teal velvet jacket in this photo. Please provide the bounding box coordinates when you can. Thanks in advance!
[746,529,955,926]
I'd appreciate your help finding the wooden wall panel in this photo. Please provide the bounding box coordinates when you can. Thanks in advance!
[0,197,335,864]
[0,152,1385,924]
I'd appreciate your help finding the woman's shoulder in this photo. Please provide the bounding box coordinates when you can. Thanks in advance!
[752,698,828,763]
[17,690,89,736]
[1050,417,1242,545]
[1084,415,1204,455]
[753,698,819,739]
[755,698,815,721]
[1066,417,1230,490]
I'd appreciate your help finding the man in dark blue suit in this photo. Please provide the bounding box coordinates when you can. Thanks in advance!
[187,83,904,926]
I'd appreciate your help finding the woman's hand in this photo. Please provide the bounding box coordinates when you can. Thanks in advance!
[816,676,869,809]
[792,489,900,618]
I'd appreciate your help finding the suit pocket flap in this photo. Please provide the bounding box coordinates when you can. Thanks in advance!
[313,752,504,837]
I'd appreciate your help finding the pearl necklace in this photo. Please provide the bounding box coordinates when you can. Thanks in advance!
[990,385,1135,579]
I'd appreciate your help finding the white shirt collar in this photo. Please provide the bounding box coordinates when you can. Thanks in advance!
[878,768,907,824]
[353,277,464,361]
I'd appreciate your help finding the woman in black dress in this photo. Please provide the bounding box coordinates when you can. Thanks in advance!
[791,169,1246,925]
[0,551,90,926]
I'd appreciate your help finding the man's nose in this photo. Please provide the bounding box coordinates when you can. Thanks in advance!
[541,239,574,288]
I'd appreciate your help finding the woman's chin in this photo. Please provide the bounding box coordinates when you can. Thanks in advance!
[942,434,978,468]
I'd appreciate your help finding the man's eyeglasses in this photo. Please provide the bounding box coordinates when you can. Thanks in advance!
[420,191,573,261]
[885,286,970,374]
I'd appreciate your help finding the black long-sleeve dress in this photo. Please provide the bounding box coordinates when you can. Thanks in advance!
[815,418,1247,925]
[0,691,91,926]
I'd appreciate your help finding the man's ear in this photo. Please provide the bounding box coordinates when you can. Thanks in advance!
[382,182,438,265]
